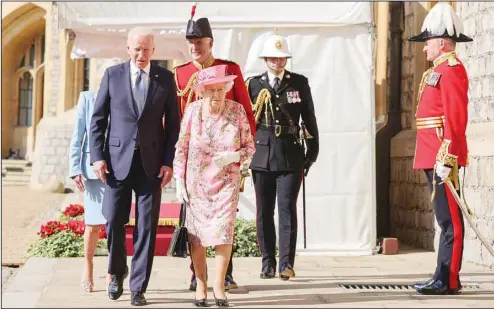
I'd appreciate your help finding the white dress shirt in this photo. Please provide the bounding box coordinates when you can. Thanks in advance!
[268,70,285,88]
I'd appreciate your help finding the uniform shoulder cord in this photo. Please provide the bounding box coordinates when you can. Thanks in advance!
[253,88,274,126]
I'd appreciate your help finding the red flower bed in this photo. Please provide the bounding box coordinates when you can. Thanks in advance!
[63,204,84,218]
[38,220,107,239]
[37,205,108,240]
[66,220,85,236]
[38,221,66,238]
[99,225,107,239]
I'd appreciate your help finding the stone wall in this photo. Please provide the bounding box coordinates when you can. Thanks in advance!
[30,110,75,191]
[390,2,494,267]
[400,2,417,131]
[455,1,494,267]
[389,2,433,250]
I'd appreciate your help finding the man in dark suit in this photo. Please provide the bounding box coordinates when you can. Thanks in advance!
[247,33,319,281]
[90,27,180,306]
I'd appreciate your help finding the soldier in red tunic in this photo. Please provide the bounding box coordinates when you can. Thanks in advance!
[408,3,473,295]
[173,17,256,136]
[173,7,256,293]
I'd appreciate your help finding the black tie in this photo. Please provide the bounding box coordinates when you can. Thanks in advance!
[273,77,280,92]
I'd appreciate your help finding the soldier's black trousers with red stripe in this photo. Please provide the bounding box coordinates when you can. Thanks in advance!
[425,169,465,289]
[252,170,303,272]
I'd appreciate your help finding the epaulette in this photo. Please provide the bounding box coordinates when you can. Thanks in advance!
[245,75,262,87]
[216,58,237,65]
[447,58,459,67]
[172,61,191,72]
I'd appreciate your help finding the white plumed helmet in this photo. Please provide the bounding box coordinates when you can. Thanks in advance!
[408,3,473,43]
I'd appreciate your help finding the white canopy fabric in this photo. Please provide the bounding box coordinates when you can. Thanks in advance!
[60,2,372,60]
[59,2,377,255]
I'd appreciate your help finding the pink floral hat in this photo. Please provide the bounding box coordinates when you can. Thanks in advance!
[192,64,237,91]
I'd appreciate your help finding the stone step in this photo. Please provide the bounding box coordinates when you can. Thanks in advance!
[1,159,31,168]
[1,179,30,186]
[2,160,32,176]
[2,173,31,182]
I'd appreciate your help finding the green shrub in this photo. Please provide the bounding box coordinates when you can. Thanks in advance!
[206,218,275,258]
[28,230,84,258]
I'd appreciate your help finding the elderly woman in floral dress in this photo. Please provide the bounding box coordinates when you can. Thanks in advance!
[173,64,255,307]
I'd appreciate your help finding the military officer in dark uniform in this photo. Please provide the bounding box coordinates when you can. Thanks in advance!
[247,33,319,280]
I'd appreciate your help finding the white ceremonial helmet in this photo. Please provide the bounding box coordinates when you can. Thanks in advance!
[258,34,292,58]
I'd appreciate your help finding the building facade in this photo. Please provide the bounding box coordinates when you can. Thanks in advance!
[2,2,493,266]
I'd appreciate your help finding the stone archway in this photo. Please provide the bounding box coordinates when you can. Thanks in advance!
[2,3,47,159]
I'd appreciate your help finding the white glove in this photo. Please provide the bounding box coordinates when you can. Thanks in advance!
[435,162,452,181]
[212,151,241,169]
[175,178,189,203]
[240,159,251,174]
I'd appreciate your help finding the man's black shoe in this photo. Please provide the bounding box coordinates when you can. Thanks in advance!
[108,275,124,300]
[224,275,238,290]
[131,292,147,306]
[416,279,460,295]
[412,278,435,290]
[260,266,276,279]
[279,264,295,280]
[108,266,129,300]
[189,277,197,291]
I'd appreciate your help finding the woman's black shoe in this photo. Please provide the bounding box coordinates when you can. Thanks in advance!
[213,292,229,307]
[194,298,208,307]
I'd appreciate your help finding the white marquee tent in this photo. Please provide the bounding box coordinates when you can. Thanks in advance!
[59,1,377,256]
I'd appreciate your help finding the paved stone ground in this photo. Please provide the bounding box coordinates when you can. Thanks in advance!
[1,267,18,293]
[1,185,65,293]
[1,185,66,265]
[2,246,494,308]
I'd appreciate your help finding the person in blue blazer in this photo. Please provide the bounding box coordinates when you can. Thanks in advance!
[68,58,122,293]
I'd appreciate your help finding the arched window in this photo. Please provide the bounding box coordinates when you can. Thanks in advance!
[16,33,45,127]
[18,72,33,126]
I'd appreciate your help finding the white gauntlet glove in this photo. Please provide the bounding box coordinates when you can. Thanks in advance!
[435,162,452,181]
[175,178,189,204]
[212,151,241,169]
[240,159,251,175]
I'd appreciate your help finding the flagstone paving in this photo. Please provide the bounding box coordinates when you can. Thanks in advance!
[2,246,493,308]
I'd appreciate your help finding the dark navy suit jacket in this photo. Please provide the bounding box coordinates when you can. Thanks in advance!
[90,60,180,180]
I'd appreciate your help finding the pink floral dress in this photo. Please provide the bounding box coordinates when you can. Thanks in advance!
[173,99,255,247]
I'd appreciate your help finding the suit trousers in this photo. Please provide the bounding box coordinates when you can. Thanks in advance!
[424,169,465,289]
[104,150,162,293]
[252,170,303,272]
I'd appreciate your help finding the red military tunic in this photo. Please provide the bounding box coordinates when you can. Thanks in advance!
[173,56,256,136]
[413,52,469,171]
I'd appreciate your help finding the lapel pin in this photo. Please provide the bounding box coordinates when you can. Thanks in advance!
[261,76,266,80]
[286,74,291,79]
[155,74,159,77]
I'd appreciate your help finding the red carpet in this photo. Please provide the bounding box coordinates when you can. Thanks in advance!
[125,202,181,256]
